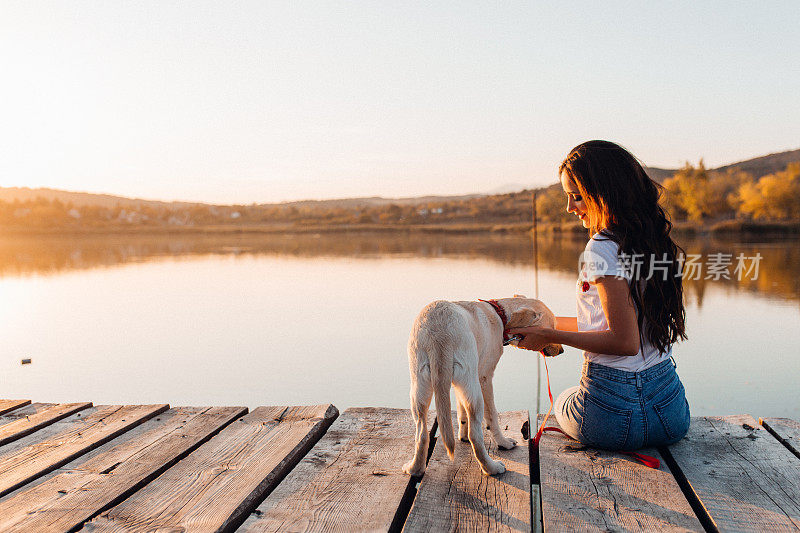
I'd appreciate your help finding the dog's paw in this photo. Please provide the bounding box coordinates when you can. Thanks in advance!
[403,460,426,477]
[482,460,506,476]
[497,436,517,450]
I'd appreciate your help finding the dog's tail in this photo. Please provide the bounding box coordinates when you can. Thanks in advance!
[430,353,455,460]
[424,307,457,461]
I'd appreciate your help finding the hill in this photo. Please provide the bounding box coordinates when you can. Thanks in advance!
[278,193,483,210]
[644,148,800,183]
[643,166,677,182]
[0,187,482,211]
[713,148,800,177]
[0,187,191,209]
[2,148,797,210]
[0,148,797,233]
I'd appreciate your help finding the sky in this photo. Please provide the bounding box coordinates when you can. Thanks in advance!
[1,2,799,204]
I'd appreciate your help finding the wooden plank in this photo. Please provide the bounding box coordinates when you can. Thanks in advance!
[402,410,531,532]
[0,402,92,447]
[0,403,87,458]
[241,407,421,533]
[538,418,702,532]
[0,402,58,424]
[87,404,338,532]
[0,404,168,497]
[0,400,31,416]
[665,415,800,531]
[0,406,245,533]
[760,417,800,460]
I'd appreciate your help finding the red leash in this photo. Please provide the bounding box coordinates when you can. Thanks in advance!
[532,352,660,470]
[621,451,661,469]
[532,355,558,445]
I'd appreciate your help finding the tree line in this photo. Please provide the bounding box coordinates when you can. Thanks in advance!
[0,191,536,229]
[2,161,799,231]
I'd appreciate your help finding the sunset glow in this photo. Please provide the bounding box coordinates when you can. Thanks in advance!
[2,2,799,204]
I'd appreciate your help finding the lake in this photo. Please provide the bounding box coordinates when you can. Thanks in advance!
[2,231,799,419]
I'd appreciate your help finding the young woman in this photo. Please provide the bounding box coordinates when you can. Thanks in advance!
[508,140,690,450]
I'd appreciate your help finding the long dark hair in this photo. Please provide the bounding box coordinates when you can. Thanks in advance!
[560,140,687,353]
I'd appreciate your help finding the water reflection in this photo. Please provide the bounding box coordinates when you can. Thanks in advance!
[1,232,798,305]
[2,232,798,418]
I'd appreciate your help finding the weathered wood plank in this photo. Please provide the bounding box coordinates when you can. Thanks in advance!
[0,402,92,447]
[0,404,89,461]
[240,407,421,533]
[0,404,168,497]
[665,414,800,531]
[538,418,702,532]
[760,417,800,460]
[403,410,531,532]
[0,400,31,416]
[0,406,246,533]
[87,404,338,533]
[0,402,58,424]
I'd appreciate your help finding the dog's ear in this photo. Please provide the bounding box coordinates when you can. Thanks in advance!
[508,306,540,327]
[513,293,527,298]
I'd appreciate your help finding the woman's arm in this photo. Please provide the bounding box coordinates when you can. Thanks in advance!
[510,277,640,356]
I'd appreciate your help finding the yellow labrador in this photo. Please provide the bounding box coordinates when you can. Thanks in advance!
[403,296,563,476]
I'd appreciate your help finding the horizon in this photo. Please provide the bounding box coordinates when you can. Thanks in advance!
[2,2,799,204]
[2,145,799,206]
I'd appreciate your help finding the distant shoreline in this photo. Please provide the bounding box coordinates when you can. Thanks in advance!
[3,219,799,238]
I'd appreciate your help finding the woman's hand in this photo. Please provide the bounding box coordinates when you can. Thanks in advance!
[506,326,555,352]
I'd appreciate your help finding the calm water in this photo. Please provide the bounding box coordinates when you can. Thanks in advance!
[2,232,799,418]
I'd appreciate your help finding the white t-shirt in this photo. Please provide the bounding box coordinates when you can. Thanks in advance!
[576,232,672,372]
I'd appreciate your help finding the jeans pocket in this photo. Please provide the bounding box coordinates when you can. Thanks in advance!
[579,393,632,450]
[653,382,690,443]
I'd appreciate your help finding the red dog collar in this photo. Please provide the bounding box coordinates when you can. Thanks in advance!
[478,299,512,342]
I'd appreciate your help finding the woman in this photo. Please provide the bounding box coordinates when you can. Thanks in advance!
[509,140,690,450]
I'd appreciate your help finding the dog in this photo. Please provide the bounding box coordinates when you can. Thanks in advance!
[402,296,563,476]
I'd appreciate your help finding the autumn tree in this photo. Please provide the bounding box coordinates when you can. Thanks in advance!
[535,184,572,223]
[733,162,800,220]
[663,162,746,222]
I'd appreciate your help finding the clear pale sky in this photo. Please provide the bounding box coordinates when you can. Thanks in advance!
[2,2,798,204]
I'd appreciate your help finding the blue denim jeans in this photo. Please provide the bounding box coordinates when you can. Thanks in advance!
[554,358,690,450]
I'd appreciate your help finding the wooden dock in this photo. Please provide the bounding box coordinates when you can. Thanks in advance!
[0,399,798,532]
